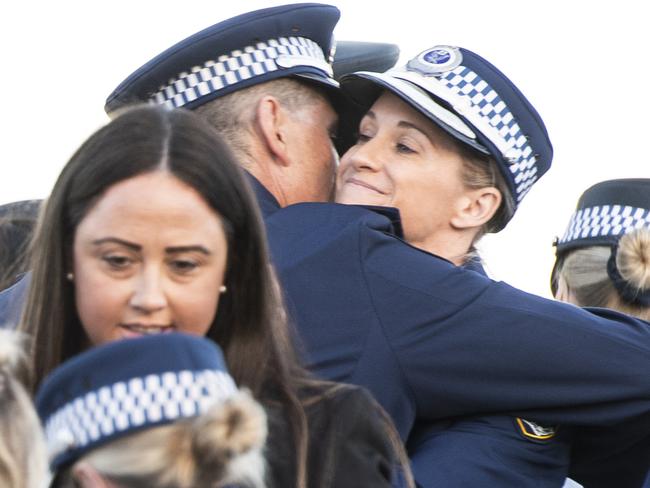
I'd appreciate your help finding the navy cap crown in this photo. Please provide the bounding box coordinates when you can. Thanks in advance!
[105,3,340,113]
[557,179,650,253]
[36,334,237,471]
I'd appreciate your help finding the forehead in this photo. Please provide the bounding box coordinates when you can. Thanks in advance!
[367,91,433,127]
[77,172,222,234]
[366,92,462,147]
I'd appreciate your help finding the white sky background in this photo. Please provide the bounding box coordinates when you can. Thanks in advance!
[1,0,648,298]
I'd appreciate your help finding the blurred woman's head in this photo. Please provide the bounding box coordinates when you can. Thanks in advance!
[552,179,650,320]
[22,105,292,395]
[0,330,48,488]
[36,334,267,488]
[338,45,551,262]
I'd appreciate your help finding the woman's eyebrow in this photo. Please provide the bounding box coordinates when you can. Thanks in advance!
[397,120,434,145]
[92,237,140,251]
[165,245,211,255]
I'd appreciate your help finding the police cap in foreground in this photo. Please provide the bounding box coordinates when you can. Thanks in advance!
[36,333,238,472]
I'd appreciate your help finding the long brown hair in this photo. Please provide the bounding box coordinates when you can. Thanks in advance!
[20,105,317,485]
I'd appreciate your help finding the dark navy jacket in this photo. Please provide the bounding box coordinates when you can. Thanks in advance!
[0,273,29,328]
[407,260,572,487]
[249,176,650,487]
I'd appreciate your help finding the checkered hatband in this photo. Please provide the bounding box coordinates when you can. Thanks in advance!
[43,369,237,461]
[439,67,538,202]
[558,205,650,245]
[150,36,332,109]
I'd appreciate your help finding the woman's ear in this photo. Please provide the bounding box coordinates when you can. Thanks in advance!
[451,187,502,230]
[255,95,292,167]
[72,462,112,488]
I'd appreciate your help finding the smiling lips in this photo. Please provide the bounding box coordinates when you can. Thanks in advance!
[346,177,386,195]
[120,323,174,336]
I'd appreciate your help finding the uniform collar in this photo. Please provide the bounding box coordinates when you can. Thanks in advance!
[463,256,487,275]
[246,172,281,217]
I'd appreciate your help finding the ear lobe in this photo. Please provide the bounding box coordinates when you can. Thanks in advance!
[451,187,502,230]
[256,96,291,167]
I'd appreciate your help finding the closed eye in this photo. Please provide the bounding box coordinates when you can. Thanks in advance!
[169,259,200,274]
[396,142,416,154]
[102,255,133,270]
[356,132,371,144]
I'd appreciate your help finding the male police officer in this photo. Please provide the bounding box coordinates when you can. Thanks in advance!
[103,4,650,487]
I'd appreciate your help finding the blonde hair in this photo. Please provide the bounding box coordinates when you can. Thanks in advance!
[457,146,515,239]
[55,390,267,488]
[0,330,48,488]
[556,228,650,320]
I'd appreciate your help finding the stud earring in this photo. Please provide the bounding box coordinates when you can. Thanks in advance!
[219,285,227,294]
[66,272,74,282]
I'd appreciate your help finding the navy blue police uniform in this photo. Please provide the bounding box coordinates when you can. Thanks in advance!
[103,12,650,488]
[0,272,30,328]
[405,255,573,488]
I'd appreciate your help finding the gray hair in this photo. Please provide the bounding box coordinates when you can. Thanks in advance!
[194,78,327,166]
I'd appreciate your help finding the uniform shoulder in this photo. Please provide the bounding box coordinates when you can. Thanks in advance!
[267,202,401,234]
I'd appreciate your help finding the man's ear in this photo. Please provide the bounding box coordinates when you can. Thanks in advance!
[451,187,502,230]
[72,462,112,488]
[255,95,292,167]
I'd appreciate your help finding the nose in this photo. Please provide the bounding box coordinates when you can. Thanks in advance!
[129,267,167,313]
[346,137,382,173]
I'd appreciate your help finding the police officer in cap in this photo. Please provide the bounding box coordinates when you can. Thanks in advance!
[106,8,650,488]
[0,4,400,328]
[552,179,650,488]
[334,43,650,486]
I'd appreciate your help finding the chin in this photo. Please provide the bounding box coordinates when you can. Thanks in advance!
[337,192,385,207]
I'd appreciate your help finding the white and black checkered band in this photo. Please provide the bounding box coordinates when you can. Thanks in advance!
[559,205,650,245]
[149,36,332,109]
[43,369,237,461]
[438,67,538,202]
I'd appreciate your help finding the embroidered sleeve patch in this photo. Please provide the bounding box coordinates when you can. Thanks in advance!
[515,417,558,441]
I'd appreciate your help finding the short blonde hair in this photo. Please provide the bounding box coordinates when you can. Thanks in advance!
[457,145,515,238]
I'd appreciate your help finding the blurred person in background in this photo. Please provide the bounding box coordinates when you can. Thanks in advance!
[0,329,48,488]
[36,333,267,488]
[552,178,650,488]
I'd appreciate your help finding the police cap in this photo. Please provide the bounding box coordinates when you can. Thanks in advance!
[36,334,238,472]
[105,3,341,114]
[341,45,553,216]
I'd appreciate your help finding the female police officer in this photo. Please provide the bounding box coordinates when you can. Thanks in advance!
[551,178,650,487]
[334,44,575,486]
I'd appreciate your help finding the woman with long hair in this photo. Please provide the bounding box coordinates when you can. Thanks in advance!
[19,104,408,488]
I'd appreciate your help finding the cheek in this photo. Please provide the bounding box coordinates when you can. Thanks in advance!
[73,267,129,344]
[172,275,223,336]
